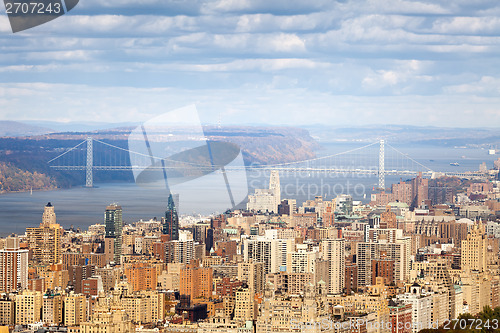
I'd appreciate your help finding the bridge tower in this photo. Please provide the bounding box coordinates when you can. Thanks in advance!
[85,137,93,188]
[378,139,385,190]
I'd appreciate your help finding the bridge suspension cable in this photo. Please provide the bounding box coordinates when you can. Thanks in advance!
[48,137,452,188]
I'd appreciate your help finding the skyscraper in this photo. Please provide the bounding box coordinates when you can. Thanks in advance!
[461,223,487,272]
[246,170,281,213]
[26,203,62,266]
[0,236,28,293]
[321,238,345,294]
[163,194,179,241]
[269,170,281,210]
[104,204,123,263]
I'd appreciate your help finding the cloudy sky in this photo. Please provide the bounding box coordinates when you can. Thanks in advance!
[1,0,500,127]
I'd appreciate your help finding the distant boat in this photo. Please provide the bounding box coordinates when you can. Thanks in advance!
[450,162,459,166]
[429,159,434,162]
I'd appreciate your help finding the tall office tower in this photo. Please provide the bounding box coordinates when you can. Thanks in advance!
[104,204,123,263]
[461,223,487,272]
[15,290,43,325]
[321,238,345,295]
[163,194,179,241]
[26,203,62,266]
[269,170,281,211]
[0,236,28,293]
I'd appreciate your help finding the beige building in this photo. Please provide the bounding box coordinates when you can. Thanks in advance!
[257,281,330,333]
[237,260,264,293]
[461,271,491,315]
[15,290,43,325]
[329,292,390,332]
[286,244,319,274]
[120,290,165,323]
[42,294,63,325]
[461,223,487,272]
[80,303,134,333]
[26,203,62,266]
[322,238,345,294]
[64,293,87,326]
[0,299,14,326]
[266,272,314,295]
[234,286,256,322]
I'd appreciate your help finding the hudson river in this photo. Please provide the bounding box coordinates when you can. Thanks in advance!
[0,143,497,236]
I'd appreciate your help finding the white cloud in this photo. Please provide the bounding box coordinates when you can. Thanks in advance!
[432,16,500,35]
[444,76,500,95]
[1,1,500,127]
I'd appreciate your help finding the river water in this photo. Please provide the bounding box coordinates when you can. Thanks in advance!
[0,143,497,236]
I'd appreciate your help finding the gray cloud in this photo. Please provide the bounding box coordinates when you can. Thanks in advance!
[0,0,500,126]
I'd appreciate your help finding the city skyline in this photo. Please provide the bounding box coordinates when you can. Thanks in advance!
[0,168,499,331]
[1,1,500,127]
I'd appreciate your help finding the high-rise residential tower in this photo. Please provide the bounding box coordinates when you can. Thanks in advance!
[0,236,28,293]
[269,170,281,210]
[26,203,62,266]
[321,238,345,295]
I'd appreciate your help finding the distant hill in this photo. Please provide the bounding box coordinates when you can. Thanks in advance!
[0,125,319,193]
[22,120,138,132]
[0,121,53,137]
[0,161,57,193]
[304,124,500,147]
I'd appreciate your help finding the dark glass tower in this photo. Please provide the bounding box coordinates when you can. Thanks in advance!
[163,194,179,240]
[105,204,122,262]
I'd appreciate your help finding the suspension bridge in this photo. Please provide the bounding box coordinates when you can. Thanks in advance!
[48,137,485,188]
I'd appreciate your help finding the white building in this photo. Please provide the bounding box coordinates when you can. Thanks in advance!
[0,236,28,293]
[247,171,281,213]
[486,221,500,238]
[397,284,433,333]
[286,243,319,274]
[243,233,294,275]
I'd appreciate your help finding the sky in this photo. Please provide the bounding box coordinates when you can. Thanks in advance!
[1,0,500,127]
